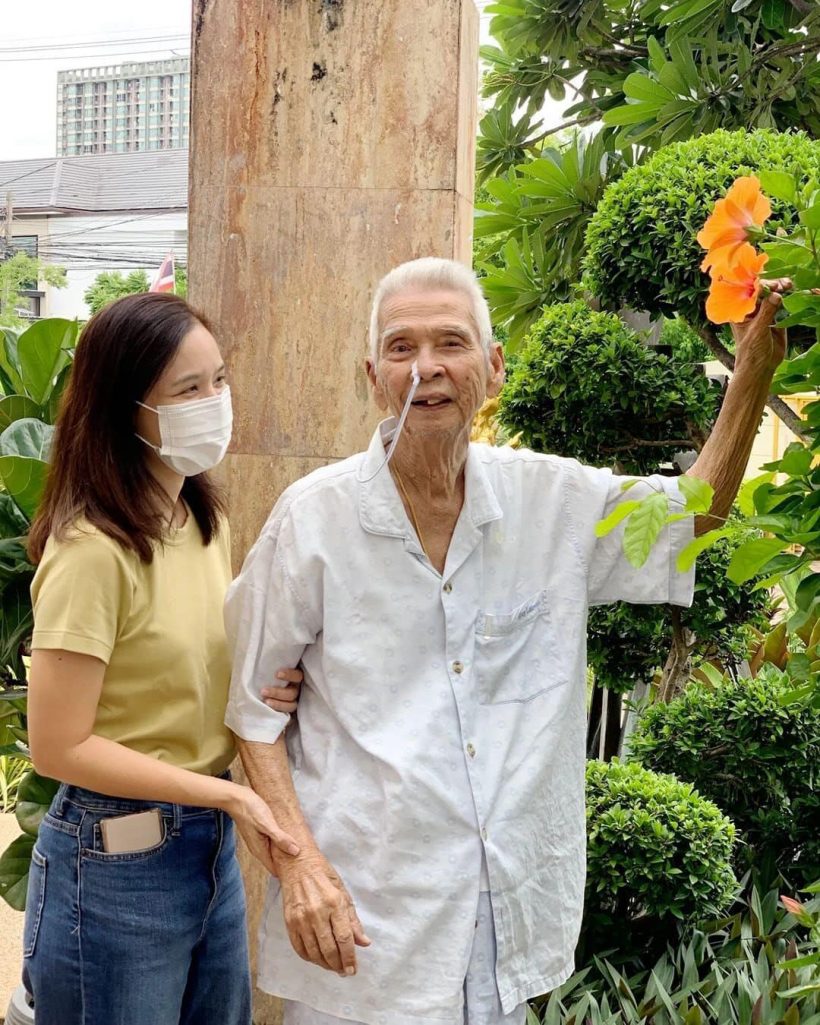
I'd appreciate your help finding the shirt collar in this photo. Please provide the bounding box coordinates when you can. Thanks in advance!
[358,418,503,539]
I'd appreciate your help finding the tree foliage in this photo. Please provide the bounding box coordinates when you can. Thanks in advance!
[0,254,66,328]
[583,128,820,325]
[476,1,820,341]
[629,665,820,882]
[83,270,150,315]
[584,758,736,959]
[497,301,718,474]
[480,1,820,177]
[83,265,188,316]
[587,531,772,695]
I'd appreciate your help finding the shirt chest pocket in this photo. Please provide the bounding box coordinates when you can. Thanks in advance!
[474,590,560,705]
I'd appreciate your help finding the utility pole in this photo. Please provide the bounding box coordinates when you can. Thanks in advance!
[1,191,12,260]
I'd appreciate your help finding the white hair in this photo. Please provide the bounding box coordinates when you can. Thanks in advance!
[368,257,493,363]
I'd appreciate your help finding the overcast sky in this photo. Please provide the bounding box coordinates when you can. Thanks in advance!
[0,2,521,162]
[0,0,192,160]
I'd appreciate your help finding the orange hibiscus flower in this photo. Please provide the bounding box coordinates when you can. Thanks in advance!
[698,176,772,273]
[705,243,769,324]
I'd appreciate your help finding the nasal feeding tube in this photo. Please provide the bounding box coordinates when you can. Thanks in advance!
[359,360,421,483]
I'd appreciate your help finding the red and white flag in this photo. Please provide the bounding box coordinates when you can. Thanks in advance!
[150,253,175,293]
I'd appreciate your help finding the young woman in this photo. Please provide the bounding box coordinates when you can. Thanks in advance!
[22,292,301,1025]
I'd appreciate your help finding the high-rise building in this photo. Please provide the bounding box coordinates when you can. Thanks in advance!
[56,58,190,157]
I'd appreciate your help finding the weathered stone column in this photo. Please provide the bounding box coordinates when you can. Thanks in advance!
[188,2,478,1020]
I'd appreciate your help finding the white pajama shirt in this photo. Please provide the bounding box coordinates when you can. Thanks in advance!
[224,420,695,1025]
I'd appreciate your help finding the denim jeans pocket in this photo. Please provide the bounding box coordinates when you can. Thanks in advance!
[23,848,47,958]
[81,813,173,863]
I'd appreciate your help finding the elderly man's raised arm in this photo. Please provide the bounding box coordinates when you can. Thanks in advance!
[686,283,788,534]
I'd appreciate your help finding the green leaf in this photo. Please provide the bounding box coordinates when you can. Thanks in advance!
[677,475,714,514]
[727,538,785,584]
[16,318,76,405]
[0,395,42,431]
[799,203,820,230]
[778,442,813,476]
[595,500,641,538]
[624,492,669,568]
[657,0,720,25]
[757,170,796,205]
[0,330,24,395]
[676,527,731,573]
[794,572,820,612]
[0,418,54,462]
[15,770,59,837]
[0,832,34,911]
[0,455,48,520]
[738,473,775,517]
[0,578,34,676]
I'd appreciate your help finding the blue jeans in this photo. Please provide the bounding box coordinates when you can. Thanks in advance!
[22,781,251,1025]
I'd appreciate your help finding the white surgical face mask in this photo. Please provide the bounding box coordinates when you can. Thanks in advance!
[136,386,233,477]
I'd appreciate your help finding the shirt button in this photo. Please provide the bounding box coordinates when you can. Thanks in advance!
[443,582,453,594]
[466,743,476,758]
[452,660,464,674]
[481,828,488,841]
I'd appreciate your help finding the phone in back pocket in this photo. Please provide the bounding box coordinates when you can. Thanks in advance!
[99,808,163,853]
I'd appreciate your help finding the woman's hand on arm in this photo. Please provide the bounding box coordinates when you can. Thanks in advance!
[27,649,300,862]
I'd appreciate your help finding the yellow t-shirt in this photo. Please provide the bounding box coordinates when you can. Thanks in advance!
[30,514,235,776]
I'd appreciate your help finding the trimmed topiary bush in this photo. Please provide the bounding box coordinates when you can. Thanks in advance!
[660,316,710,365]
[583,759,737,959]
[587,533,771,695]
[628,665,820,883]
[498,300,718,476]
[582,129,820,325]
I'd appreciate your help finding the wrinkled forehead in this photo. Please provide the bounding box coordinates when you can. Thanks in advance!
[378,287,479,342]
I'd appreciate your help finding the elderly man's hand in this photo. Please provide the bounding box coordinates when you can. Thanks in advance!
[730,277,791,375]
[278,851,371,975]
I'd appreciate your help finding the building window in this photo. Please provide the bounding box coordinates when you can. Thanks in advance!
[11,235,38,260]
[16,291,42,320]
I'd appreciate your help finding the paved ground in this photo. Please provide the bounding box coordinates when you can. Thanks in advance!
[0,814,24,1018]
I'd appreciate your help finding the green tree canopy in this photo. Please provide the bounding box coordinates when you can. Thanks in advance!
[0,254,66,328]
[475,1,820,342]
[83,266,188,316]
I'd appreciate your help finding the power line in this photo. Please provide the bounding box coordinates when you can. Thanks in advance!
[0,47,190,63]
[0,27,187,45]
[0,34,189,54]
[0,161,59,189]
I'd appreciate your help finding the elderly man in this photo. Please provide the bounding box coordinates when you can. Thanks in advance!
[225,258,785,1025]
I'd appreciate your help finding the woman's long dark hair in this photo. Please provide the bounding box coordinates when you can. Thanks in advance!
[29,292,225,564]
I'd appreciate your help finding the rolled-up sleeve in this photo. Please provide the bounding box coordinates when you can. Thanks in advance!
[224,505,321,745]
[566,463,696,608]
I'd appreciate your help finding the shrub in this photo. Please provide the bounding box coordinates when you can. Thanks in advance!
[629,665,820,883]
[537,881,820,1024]
[498,301,718,476]
[584,759,736,959]
[587,532,772,695]
[583,129,820,325]
[659,316,710,365]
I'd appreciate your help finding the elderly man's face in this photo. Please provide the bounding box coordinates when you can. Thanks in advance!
[367,288,504,437]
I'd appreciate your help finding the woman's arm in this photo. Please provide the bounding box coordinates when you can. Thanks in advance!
[28,648,300,872]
